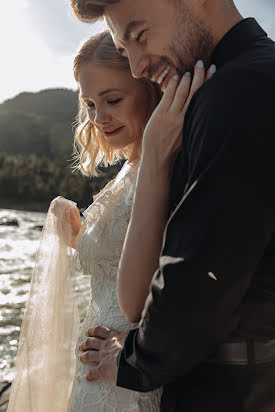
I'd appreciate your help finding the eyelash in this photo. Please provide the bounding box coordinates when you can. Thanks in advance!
[86,98,122,110]
[136,29,146,42]
[108,98,122,105]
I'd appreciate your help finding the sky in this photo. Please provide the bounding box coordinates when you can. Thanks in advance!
[0,0,275,104]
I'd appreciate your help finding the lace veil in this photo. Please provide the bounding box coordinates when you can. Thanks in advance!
[7,197,80,412]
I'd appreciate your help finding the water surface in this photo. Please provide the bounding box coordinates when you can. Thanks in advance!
[0,208,90,381]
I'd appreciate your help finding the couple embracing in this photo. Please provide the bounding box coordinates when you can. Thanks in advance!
[8,0,275,411]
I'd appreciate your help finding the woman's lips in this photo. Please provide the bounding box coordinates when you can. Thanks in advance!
[103,126,124,137]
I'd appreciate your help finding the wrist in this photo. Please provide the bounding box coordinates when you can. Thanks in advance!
[140,153,171,182]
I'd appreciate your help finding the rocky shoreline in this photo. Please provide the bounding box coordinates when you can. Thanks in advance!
[0,198,50,213]
[0,381,10,412]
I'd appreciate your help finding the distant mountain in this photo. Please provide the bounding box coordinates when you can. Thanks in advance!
[0,88,124,211]
[0,88,79,158]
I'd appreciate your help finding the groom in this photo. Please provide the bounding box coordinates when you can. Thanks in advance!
[72,0,275,410]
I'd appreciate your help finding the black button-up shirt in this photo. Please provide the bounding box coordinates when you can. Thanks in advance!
[117,17,275,408]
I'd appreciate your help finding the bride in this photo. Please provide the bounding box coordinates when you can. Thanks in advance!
[67,31,162,411]
[7,31,213,412]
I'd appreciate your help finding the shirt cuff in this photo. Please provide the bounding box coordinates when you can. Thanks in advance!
[116,329,143,391]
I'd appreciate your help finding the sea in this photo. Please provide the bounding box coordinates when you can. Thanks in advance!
[0,208,91,382]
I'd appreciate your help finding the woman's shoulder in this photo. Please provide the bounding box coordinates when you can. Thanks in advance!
[82,161,138,221]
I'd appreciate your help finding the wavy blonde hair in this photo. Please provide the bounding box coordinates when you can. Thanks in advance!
[73,31,161,176]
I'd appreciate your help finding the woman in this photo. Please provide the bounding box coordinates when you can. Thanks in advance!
[8,31,214,412]
[67,30,163,411]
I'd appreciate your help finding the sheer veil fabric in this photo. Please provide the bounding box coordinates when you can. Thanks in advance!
[8,197,80,412]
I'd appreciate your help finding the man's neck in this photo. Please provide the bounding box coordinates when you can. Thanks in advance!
[205,2,243,50]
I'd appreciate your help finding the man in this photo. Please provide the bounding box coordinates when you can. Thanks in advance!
[72,0,275,410]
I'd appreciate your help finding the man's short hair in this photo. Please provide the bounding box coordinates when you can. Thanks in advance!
[71,0,120,22]
[71,0,236,23]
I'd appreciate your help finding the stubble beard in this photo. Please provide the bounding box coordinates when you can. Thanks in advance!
[170,5,215,75]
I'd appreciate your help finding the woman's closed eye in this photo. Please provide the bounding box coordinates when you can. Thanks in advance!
[107,98,122,105]
[136,29,147,43]
[85,98,122,110]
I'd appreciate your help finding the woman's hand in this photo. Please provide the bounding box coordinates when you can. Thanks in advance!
[142,61,216,174]
[51,196,81,249]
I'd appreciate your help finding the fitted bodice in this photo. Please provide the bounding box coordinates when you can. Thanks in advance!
[78,162,137,277]
[76,161,138,321]
[68,161,162,411]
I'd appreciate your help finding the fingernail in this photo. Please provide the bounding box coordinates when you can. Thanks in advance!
[196,60,204,68]
[209,64,216,74]
[185,72,192,77]
[173,74,179,80]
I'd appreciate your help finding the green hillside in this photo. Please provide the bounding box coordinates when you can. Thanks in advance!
[0,88,78,158]
[0,88,123,211]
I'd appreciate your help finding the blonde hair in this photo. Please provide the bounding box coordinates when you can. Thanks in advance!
[73,31,161,176]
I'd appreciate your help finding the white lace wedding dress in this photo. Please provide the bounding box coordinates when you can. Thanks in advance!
[67,161,162,412]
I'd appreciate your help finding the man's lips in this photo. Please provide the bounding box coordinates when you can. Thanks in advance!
[160,70,176,91]
[102,126,124,136]
[152,65,171,85]
[157,66,171,85]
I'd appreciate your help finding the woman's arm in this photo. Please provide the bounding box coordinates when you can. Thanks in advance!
[117,63,215,323]
[69,207,82,249]
[117,156,170,323]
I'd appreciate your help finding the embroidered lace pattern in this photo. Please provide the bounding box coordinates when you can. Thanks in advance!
[67,162,162,411]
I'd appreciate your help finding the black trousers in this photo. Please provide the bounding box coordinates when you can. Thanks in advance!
[161,362,275,412]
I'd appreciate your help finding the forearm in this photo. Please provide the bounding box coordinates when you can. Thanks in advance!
[117,156,170,323]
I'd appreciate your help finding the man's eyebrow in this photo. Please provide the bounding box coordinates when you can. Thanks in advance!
[122,20,146,42]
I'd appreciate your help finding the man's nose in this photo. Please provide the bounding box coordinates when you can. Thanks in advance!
[128,50,150,79]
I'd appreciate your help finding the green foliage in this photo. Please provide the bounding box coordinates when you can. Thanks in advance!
[0,152,122,209]
[0,88,123,210]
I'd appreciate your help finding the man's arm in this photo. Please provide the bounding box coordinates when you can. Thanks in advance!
[117,65,212,323]
[117,69,275,391]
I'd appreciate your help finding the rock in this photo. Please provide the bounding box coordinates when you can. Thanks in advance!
[33,225,43,231]
[0,381,11,412]
[0,218,19,227]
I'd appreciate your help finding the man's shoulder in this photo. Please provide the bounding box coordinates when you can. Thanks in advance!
[184,57,275,158]
[190,60,275,123]
[201,38,275,104]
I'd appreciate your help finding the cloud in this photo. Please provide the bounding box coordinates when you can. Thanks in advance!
[0,0,105,103]
[23,0,106,55]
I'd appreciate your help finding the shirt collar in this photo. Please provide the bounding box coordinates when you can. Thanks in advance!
[212,18,267,68]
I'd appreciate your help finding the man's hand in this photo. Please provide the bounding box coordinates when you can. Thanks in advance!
[78,325,128,382]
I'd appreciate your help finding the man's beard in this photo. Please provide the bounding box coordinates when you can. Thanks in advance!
[170,4,215,75]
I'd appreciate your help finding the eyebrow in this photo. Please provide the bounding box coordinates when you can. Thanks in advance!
[98,88,122,97]
[81,88,122,100]
[122,20,146,42]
